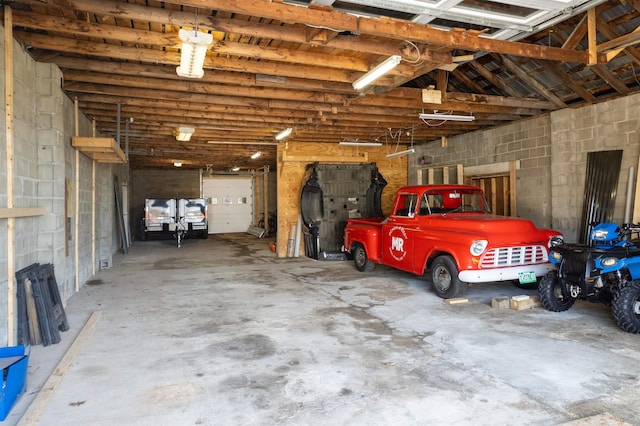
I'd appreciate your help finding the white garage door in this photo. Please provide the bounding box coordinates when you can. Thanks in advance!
[203,176,253,234]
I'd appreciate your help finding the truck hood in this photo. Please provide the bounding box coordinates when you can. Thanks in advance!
[427,214,559,239]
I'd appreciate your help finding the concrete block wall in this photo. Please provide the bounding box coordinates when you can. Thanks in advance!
[550,93,640,241]
[409,114,553,228]
[0,27,123,344]
[36,62,67,301]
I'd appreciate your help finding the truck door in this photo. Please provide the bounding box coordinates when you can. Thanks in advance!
[382,192,419,273]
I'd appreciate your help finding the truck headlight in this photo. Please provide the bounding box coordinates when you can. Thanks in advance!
[470,240,488,256]
[550,251,562,262]
[600,257,619,267]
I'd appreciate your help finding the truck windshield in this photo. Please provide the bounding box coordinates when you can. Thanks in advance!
[420,189,489,215]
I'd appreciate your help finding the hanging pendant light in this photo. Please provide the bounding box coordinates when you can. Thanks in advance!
[176,10,213,79]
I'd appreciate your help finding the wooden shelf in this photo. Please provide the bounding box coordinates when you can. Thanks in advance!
[72,137,127,163]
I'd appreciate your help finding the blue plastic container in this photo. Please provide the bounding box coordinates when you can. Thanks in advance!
[0,345,29,421]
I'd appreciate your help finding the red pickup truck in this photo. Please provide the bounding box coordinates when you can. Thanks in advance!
[342,185,562,298]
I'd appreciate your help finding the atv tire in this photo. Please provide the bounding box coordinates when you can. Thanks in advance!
[612,281,640,333]
[538,271,576,312]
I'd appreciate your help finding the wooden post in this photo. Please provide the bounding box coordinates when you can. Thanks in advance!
[92,161,96,275]
[4,5,15,345]
[91,119,96,275]
[74,99,80,292]
[509,160,517,217]
[587,8,598,65]
[263,166,269,233]
[633,156,640,223]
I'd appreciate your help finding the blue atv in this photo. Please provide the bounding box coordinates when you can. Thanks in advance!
[539,223,640,333]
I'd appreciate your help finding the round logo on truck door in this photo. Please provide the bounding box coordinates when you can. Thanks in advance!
[388,226,408,262]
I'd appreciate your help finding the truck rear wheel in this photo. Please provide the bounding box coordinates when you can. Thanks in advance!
[612,281,640,333]
[538,271,575,312]
[431,255,466,299]
[353,244,375,272]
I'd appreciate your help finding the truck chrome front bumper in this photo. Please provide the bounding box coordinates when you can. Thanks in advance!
[458,263,555,283]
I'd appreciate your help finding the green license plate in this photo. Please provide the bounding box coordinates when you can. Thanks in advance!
[518,271,537,284]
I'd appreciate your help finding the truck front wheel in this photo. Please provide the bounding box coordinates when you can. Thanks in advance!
[353,244,375,272]
[431,255,467,299]
[611,281,640,333]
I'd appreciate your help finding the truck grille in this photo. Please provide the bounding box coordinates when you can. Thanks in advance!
[480,245,548,268]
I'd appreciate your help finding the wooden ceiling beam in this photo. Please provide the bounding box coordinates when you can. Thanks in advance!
[80,102,422,127]
[540,61,597,104]
[589,64,631,95]
[73,89,541,120]
[164,0,590,63]
[62,70,347,104]
[450,69,488,95]
[109,83,536,117]
[11,0,450,63]
[53,58,356,94]
[83,109,430,131]
[553,22,632,96]
[467,61,523,99]
[14,31,362,84]
[13,28,420,79]
[562,14,588,50]
[499,55,568,109]
[596,17,640,66]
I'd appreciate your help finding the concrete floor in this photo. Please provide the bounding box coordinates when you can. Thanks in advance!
[5,234,640,425]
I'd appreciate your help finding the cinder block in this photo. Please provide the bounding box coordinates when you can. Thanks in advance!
[510,295,540,311]
[444,298,469,305]
[491,297,510,309]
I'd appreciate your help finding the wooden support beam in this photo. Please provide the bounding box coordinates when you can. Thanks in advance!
[590,64,630,95]
[467,61,522,99]
[510,161,517,217]
[0,208,45,219]
[11,1,432,63]
[598,25,640,55]
[4,5,15,346]
[541,60,597,104]
[563,14,588,50]
[281,151,368,163]
[587,8,598,65]
[168,0,589,63]
[596,18,640,66]
[499,55,567,109]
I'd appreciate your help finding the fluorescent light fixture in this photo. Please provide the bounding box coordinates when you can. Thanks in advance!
[173,160,182,167]
[176,29,213,79]
[175,126,195,141]
[231,166,240,172]
[339,141,383,147]
[352,55,401,91]
[419,113,475,122]
[386,148,415,159]
[250,151,261,159]
[275,127,293,140]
